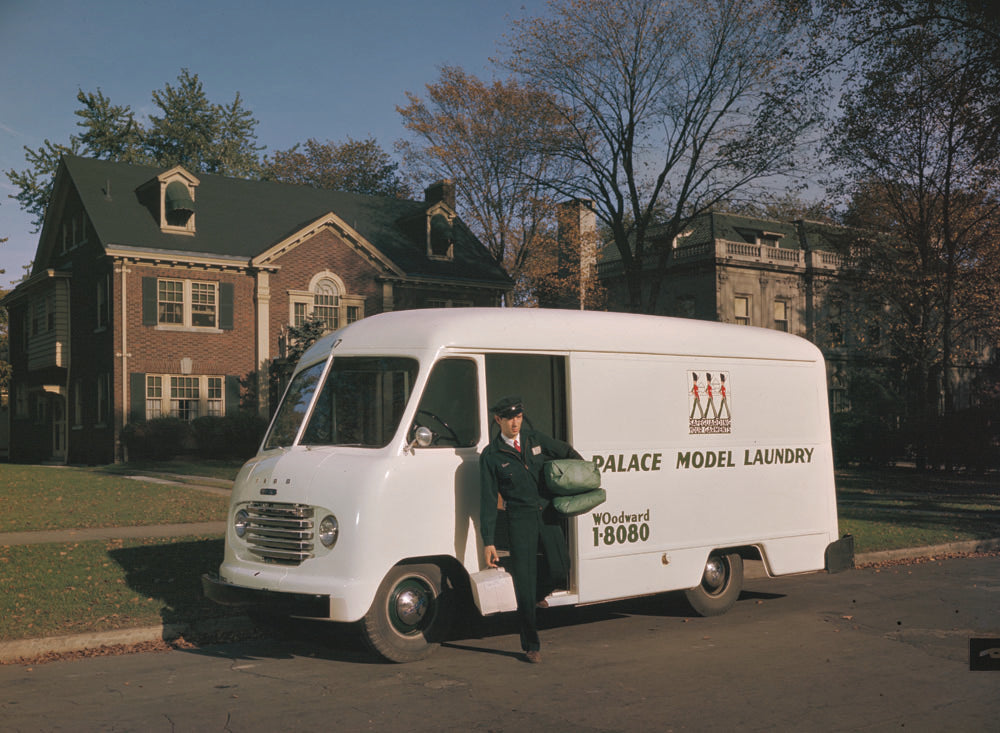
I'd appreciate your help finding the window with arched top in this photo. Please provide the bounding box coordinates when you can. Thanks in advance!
[288,271,365,334]
[312,279,340,331]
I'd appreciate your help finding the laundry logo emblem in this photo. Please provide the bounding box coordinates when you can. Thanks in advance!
[688,371,731,434]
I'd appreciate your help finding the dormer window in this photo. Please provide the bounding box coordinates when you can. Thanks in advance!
[422,180,456,261]
[165,180,195,228]
[429,213,454,260]
[758,231,784,247]
[139,166,199,235]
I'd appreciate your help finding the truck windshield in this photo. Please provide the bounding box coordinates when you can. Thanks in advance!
[264,357,419,449]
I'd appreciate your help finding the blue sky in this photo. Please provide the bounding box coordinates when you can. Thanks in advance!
[0,0,547,289]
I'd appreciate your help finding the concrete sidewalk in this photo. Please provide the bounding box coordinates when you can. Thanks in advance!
[0,522,226,546]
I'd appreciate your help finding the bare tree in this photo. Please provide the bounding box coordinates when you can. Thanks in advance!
[502,0,821,313]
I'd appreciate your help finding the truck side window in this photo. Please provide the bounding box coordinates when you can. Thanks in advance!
[413,358,479,447]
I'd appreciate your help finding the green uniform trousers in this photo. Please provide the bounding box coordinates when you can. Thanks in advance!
[507,504,570,652]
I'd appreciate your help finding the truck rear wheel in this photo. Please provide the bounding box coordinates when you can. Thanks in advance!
[362,564,454,663]
[683,552,743,617]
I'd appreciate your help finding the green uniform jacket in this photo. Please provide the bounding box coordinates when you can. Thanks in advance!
[479,427,581,546]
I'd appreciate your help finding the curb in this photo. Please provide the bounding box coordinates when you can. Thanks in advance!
[0,522,226,546]
[3,538,998,664]
[0,617,256,664]
[852,537,1000,565]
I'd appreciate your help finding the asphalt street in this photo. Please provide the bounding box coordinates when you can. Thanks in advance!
[1,554,997,732]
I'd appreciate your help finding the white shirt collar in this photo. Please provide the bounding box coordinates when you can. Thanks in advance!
[502,433,521,450]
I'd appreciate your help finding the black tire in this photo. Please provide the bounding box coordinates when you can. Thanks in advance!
[361,564,454,663]
[683,552,744,617]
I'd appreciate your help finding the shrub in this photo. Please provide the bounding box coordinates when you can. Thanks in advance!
[191,413,267,460]
[121,418,191,460]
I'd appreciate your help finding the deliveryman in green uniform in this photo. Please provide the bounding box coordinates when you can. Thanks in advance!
[480,396,582,663]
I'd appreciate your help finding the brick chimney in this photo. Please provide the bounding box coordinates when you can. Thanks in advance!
[424,180,456,210]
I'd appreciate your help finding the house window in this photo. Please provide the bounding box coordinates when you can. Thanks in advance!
[288,273,364,332]
[170,376,200,420]
[31,298,47,335]
[828,302,845,346]
[73,381,83,427]
[773,300,789,332]
[96,274,110,330]
[158,280,185,324]
[429,213,455,259]
[191,282,217,327]
[15,386,28,419]
[162,178,197,233]
[97,373,110,426]
[207,377,223,416]
[734,296,750,326]
[145,374,225,421]
[313,279,340,331]
[146,376,163,419]
[830,370,850,413]
[61,212,87,253]
[156,278,218,329]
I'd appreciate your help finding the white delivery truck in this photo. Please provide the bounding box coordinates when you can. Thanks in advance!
[204,308,853,661]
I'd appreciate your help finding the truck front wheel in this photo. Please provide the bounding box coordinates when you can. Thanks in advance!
[362,564,454,663]
[683,552,743,617]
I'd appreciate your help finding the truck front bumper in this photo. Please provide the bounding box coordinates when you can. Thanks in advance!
[201,573,331,618]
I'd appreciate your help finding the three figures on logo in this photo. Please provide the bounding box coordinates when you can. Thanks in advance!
[690,372,730,420]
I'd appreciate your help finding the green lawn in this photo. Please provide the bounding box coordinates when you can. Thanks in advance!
[0,536,232,641]
[0,465,228,532]
[835,469,1000,553]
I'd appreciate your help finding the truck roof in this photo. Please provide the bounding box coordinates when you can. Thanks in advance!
[298,308,824,367]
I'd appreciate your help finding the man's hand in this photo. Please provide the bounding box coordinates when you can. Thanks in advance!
[484,545,499,568]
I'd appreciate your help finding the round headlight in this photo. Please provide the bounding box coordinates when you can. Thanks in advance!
[319,514,339,548]
[234,508,250,538]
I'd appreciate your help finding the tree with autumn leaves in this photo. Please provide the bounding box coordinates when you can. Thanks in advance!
[397,66,579,305]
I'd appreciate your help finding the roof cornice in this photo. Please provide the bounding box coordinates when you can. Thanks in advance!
[105,244,250,270]
[0,268,73,305]
[251,212,406,277]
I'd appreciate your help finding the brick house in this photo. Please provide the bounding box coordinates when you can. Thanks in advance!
[2,156,511,464]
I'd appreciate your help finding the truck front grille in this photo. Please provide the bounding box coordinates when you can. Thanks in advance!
[244,502,315,565]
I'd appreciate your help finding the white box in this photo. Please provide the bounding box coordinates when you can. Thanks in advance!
[469,568,518,615]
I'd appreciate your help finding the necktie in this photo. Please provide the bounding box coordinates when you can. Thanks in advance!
[514,439,520,452]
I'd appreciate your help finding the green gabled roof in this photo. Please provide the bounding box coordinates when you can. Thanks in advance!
[58,156,511,286]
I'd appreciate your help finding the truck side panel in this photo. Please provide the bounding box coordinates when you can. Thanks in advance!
[567,352,838,602]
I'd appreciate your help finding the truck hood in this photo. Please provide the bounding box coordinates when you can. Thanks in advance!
[233,447,387,507]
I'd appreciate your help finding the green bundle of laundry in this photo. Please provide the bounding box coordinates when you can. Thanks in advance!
[552,488,607,516]
[544,459,605,516]
[544,459,601,495]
